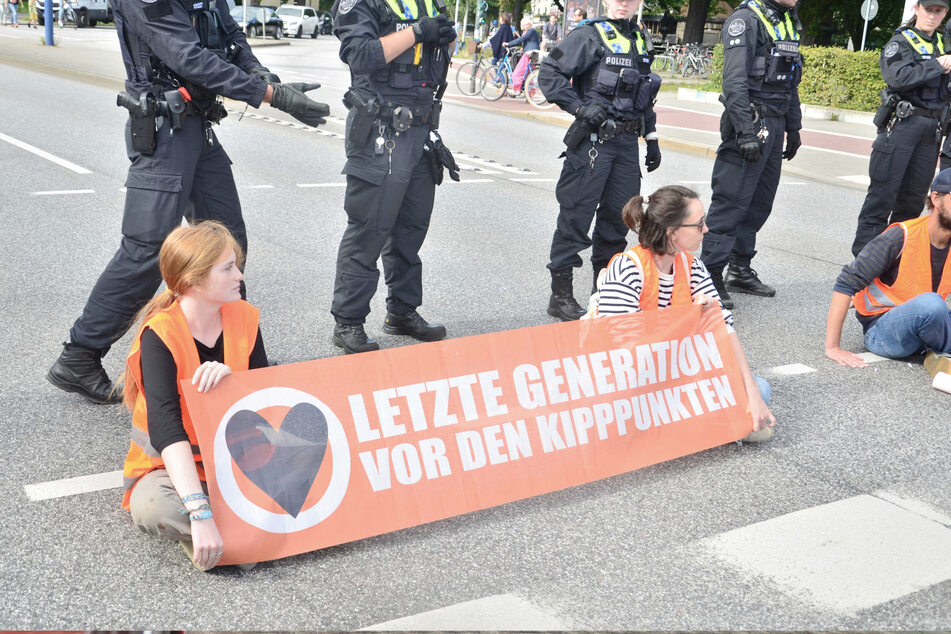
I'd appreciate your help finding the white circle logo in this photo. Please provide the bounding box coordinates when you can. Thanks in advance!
[727,19,746,37]
[214,387,351,534]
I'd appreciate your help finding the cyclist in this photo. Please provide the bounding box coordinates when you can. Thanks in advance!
[503,16,540,93]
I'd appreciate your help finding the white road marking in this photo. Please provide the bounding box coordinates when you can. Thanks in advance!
[360,593,565,631]
[858,351,889,363]
[0,131,92,174]
[451,178,494,184]
[25,470,123,501]
[769,363,816,376]
[677,180,712,185]
[297,182,346,188]
[509,178,556,182]
[249,184,275,189]
[456,163,501,175]
[840,174,871,186]
[31,189,95,196]
[700,494,951,615]
[453,153,537,175]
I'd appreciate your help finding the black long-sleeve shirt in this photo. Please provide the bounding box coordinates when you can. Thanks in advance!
[880,27,948,110]
[140,327,268,454]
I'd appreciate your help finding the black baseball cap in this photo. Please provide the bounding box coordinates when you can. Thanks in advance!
[920,0,950,8]
[931,168,951,193]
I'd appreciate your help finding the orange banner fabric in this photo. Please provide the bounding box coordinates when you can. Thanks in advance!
[183,305,752,565]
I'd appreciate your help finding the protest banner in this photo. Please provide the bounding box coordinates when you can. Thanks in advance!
[183,305,753,565]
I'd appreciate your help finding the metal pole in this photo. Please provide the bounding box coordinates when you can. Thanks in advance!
[243,0,248,37]
[44,0,53,45]
[860,12,869,51]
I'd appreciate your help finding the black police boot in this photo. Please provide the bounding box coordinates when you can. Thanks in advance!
[708,269,734,310]
[332,323,381,354]
[725,264,776,297]
[382,309,447,342]
[46,342,123,404]
[547,271,586,321]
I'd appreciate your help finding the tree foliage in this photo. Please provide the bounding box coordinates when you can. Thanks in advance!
[797,0,904,50]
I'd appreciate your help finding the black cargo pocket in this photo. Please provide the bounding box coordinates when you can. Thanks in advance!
[868,133,896,183]
[342,159,387,227]
[121,171,184,243]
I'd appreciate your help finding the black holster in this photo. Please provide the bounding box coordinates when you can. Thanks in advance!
[117,91,157,155]
[425,130,459,186]
[873,90,900,130]
[163,89,186,130]
[564,118,591,150]
[343,88,380,147]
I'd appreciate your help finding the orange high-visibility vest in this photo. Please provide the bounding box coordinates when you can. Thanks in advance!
[121,300,259,510]
[614,244,694,310]
[853,216,951,317]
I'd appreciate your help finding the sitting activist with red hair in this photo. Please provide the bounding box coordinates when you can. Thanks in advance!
[826,168,951,369]
[121,221,268,571]
[590,185,775,441]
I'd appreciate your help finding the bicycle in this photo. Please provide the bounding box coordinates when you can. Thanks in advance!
[523,65,555,110]
[58,1,79,28]
[455,45,489,97]
[480,45,520,101]
[680,45,713,79]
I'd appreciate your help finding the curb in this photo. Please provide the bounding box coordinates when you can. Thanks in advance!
[676,87,875,125]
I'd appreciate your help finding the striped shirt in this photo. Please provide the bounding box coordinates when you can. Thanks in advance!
[594,251,735,331]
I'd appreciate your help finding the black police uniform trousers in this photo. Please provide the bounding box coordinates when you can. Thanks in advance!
[69,113,247,352]
[548,132,639,273]
[853,115,938,256]
[331,122,435,324]
[701,115,784,275]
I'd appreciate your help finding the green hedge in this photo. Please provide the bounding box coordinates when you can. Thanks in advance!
[705,45,886,113]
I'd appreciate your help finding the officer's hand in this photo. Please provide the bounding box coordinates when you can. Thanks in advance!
[248,65,281,84]
[414,15,454,45]
[645,139,661,172]
[782,129,801,161]
[270,82,330,128]
[938,54,951,72]
[737,132,762,163]
[575,102,608,127]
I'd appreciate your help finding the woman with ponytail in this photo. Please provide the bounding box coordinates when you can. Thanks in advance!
[121,221,268,570]
[591,185,775,442]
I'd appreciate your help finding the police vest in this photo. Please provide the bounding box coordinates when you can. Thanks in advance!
[582,20,657,118]
[371,0,447,94]
[896,28,946,103]
[121,299,259,510]
[853,216,951,317]
[743,0,802,93]
[588,245,693,318]
[121,0,231,103]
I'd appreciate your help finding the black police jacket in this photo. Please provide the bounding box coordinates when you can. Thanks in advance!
[113,0,267,107]
[332,0,451,107]
[538,17,656,134]
[881,27,950,110]
[720,0,802,137]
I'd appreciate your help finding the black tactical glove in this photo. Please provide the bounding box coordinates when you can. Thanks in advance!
[575,102,608,128]
[270,82,330,128]
[737,132,762,163]
[413,14,455,45]
[645,139,662,172]
[249,65,281,84]
[783,129,801,161]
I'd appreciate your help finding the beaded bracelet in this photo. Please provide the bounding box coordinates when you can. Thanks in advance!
[181,492,208,504]
[179,502,212,515]
[188,508,213,522]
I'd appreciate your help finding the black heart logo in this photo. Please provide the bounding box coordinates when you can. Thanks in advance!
[225,403,328,518]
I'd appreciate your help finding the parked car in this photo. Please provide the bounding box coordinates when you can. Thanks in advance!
[230,6,284,39]
[35,0,112,27]
[317,10,332,35]
[276,4,320,39]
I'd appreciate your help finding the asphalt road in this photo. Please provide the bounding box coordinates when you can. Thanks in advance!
[1,32,950,630]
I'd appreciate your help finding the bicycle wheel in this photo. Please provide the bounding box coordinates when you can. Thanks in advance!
[651,56,667,73]
[455,61,483,96]
[698,60,712,79]
[480,65,508,101]
[524,69,555,110]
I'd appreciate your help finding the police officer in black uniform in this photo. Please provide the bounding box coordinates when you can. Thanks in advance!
[699,0,802,309]
[539,0,662,321]
[857,0,951,256]
[46,0,330,404]
[330,0,457,354]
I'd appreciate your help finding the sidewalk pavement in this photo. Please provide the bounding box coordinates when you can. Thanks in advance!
[1,27,876,191]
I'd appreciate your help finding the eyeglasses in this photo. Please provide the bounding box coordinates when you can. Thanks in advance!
[679,214,706,228]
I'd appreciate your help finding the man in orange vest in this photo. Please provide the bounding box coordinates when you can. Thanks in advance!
[825,168,951,368]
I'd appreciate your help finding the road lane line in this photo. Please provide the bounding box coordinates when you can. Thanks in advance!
[0,131,92,174]
[31,189,96,196]
[297,182,346,188]
[450,178,493,184]
[249,185,275,189]
[452,153,537,175]
[769,363,816,376]
[508,178,556,182]
[25,470,123,501]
